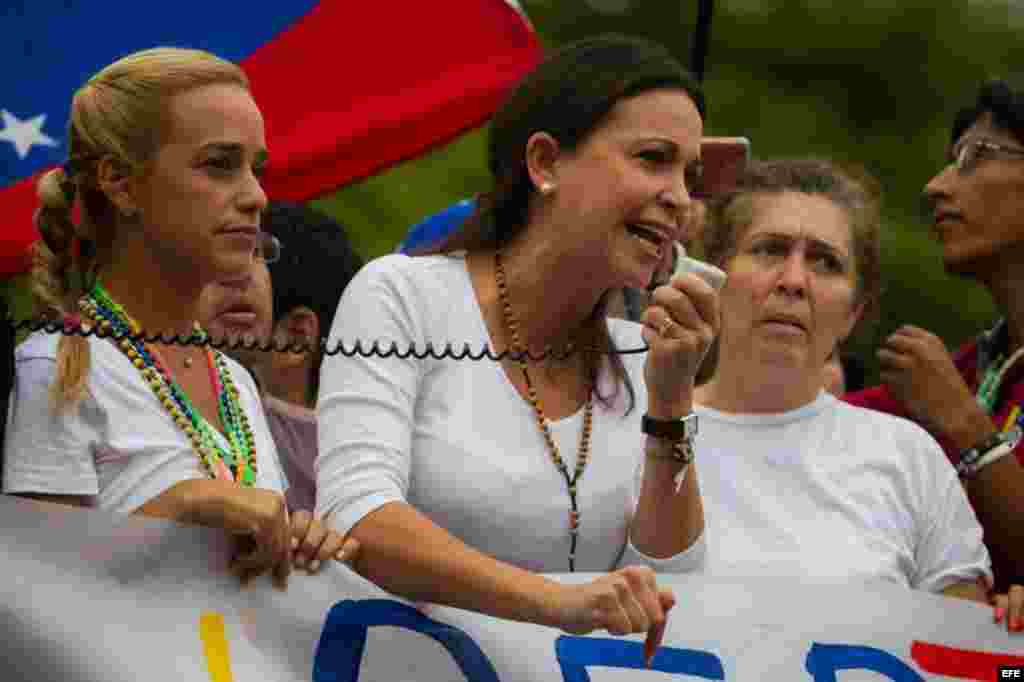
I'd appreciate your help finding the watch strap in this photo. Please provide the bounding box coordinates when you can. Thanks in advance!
[641,413,697,441]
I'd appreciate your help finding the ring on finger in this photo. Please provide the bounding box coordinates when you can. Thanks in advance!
[659,318,674,338]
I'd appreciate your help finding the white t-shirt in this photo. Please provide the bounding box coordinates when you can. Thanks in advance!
[694,392,991,592]
[317,254,704,573]
[3,331,287,512]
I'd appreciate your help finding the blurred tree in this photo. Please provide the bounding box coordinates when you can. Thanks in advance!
[315,0,1024,381]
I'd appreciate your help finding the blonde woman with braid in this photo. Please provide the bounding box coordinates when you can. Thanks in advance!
[3,48,356,585]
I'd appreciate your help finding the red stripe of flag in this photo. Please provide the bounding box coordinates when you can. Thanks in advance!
[0,179,37,278]
[249,0,541,200]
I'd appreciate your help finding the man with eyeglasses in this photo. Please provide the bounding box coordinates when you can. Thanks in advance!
[846,77,1024,623]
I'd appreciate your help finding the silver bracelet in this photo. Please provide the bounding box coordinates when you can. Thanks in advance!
[962,441,1015,479]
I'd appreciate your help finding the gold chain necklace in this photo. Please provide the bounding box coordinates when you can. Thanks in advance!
[494,250,593,572]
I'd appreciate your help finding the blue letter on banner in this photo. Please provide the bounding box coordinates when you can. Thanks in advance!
[555,635,725,682]
[805,642,924,682]
[313,599,501,682]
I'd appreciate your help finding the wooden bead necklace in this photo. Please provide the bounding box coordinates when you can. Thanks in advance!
[79,283,258,486]
[494,250,593,572]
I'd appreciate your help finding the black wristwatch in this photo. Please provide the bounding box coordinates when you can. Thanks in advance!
[641,413,698,441]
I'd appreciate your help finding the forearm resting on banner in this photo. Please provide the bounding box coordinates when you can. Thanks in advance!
[134,478,249,524]
[941,579,990,604]
[340,502,677,653]
[13,480,279,524]
[343,501,563,625]
[13,492,91,507]
[14,478,243,520]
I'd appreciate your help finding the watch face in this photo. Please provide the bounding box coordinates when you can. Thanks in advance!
[683,413,698,438]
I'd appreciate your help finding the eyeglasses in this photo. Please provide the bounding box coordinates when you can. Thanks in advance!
[254,233,282,264]
[951,139,1024,174]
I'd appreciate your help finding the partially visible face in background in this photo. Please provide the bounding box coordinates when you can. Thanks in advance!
[198,259,274,368]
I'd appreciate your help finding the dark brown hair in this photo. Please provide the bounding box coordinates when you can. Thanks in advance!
[262,201,364,404]
[424,34,705,412]
[952,76,1024,146]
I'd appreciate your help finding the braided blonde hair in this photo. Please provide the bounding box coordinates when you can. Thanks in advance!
[34,47,249,410]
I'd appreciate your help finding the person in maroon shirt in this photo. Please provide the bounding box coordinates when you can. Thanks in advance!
[200,201,364,515]
[845,78,1024,624]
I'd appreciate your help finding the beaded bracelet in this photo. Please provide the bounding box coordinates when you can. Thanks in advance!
[646,435,695,464]
[646,436,695,492]
[961,441,1016,479]
[956,427,1021,478]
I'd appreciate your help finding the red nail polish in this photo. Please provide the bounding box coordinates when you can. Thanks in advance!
[995,607,1007,622]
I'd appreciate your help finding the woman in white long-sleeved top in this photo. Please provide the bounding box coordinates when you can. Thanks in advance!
[317,34,719,652]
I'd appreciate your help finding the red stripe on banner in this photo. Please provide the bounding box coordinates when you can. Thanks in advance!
[0,176,40,278]
[911,640,1024,681]
[243,0,542,201]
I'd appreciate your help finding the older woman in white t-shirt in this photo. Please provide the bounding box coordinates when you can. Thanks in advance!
[3,48,353,587]
[692,158,992,600]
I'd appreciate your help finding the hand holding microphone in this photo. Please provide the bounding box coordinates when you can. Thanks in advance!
[673,247,726,292]
[643,243,724,407]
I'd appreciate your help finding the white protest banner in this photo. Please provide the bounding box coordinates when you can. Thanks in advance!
[0,495,1021,681]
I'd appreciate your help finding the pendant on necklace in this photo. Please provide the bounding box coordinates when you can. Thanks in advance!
[183,356,194,369]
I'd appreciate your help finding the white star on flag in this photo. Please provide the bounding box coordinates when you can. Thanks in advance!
[0,109,59,159]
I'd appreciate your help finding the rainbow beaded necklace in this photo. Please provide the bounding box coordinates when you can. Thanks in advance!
[976,346,1024,416]
[79,283,258,486]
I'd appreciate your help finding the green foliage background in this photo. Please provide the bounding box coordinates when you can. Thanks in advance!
[316,0,1022,382]
[8,0,1021,381]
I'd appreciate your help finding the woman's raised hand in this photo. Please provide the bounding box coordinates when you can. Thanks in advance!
[642,272,720,410]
